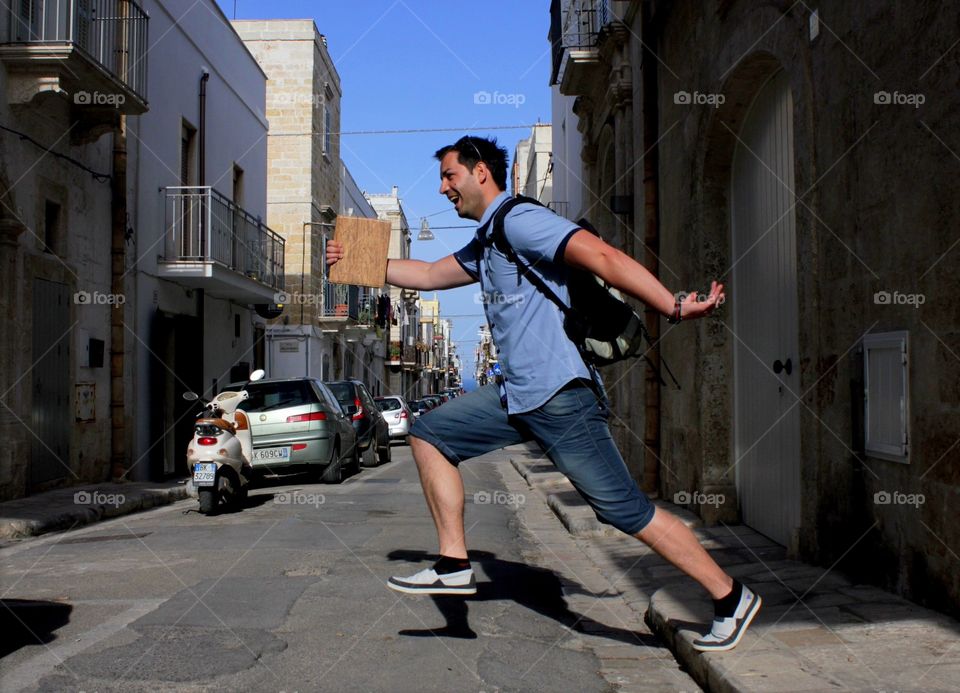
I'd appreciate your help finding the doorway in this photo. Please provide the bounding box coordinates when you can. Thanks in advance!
[730,69,802,547]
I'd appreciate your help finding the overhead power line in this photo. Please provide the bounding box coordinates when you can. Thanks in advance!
[271,124,543,137]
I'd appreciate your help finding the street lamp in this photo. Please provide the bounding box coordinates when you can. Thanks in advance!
[417,217,434,241]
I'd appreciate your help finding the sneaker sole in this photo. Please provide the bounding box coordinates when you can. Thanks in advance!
[691,593,762,652]
[387,581,477,596]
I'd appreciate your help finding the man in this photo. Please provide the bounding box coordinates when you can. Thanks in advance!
[325,136,760,652]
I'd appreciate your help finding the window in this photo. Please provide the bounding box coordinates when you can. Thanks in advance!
[863,331,909,462]
[43,200,61,254]
[181,121,197,186]
[323,105,332,156]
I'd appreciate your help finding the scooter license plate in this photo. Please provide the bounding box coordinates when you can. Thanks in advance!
[252,446,291,462]
[193,463,216,486]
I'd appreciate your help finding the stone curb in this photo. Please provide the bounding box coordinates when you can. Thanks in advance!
[0,482,189,540]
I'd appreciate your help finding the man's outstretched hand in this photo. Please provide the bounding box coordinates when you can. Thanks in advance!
[326,239,344,267]
[677,280,726,320]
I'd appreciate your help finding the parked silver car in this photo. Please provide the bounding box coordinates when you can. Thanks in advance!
[222,377,359,483]
[374,395,413,441]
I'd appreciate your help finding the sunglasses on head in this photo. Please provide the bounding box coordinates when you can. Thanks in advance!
[458,137,484,163]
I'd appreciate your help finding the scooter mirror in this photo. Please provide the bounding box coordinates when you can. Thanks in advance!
[249,369,266,382]
[182,392,199,401]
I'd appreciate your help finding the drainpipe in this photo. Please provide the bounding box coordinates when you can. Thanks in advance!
[640,3,662,494]
[198,69,209,392]
[110,117,128,480]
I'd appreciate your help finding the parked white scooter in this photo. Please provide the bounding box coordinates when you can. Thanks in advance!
[183,369,265,515]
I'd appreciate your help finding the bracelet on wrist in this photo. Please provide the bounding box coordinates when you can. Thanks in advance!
[666,299,682,324]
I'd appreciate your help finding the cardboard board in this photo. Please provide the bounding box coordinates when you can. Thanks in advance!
[327,216,391,288]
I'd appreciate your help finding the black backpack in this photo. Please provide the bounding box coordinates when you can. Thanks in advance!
[481,195,679,387]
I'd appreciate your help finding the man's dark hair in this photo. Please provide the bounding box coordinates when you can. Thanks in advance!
[434,136,509,191]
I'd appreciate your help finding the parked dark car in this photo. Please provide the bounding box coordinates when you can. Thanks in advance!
[407,399,433,418]
[221,377,359,484]
[421,394,445,410]
[325,380,391,467]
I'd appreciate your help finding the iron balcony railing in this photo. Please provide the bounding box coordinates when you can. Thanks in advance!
[7,0,149,101]
[547,201,569,219]
[164,186,285,292]
[561,0,610,50]
[320,281,359,320]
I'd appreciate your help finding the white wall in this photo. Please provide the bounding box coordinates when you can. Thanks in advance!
[550,85,584,218]
[128,0,270,479]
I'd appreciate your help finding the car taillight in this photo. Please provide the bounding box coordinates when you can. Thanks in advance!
[400,410,408,419]
[286,412,327,423]
[292,443,307,451]
[352,398,363,420]
[198,437,218,445]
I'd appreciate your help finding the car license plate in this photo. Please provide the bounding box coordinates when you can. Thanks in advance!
[253,446,291,462]
[193,462,216,486]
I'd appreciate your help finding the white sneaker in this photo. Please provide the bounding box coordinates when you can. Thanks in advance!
[692,585,761,652]
[387,567,477,595]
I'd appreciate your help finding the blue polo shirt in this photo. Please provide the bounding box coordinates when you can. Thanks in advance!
[454,192,594,414]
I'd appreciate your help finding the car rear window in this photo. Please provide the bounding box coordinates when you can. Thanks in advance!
[376,398,401,412]
[235,381,318,412]
[325,382,355,405]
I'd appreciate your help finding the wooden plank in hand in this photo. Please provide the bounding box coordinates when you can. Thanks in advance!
[327,216,391,288]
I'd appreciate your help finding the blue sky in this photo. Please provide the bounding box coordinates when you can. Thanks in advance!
[220,0,554,390]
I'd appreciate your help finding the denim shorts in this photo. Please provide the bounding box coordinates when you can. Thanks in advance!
[408,381,656,535]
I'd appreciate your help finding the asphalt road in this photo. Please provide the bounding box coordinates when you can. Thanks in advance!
[0,445,639,692]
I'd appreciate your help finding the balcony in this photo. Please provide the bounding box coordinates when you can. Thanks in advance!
[160,186,285,304]
[1,0,149,127]
[555,1,610,95]
[341,290,383,345]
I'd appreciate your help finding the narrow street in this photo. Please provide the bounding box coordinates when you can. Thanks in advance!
[0,446,697,692]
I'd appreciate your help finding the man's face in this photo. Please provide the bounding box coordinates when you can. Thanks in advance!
[439,150,483,221]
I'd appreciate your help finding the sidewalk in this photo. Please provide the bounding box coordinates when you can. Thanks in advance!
[509,445,960,693]
[0,481,188,541]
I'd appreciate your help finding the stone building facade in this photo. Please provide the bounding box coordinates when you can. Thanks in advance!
[552,0,960,617]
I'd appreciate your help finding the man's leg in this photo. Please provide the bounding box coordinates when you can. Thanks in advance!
[522,382,760,651]
[635,505,731,598]
[387,384,525,595]
[409,435,467,559]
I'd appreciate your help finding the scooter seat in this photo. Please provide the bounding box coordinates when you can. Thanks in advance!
[197,418,237,435]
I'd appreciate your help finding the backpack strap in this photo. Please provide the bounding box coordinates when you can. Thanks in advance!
[481,196,573,319]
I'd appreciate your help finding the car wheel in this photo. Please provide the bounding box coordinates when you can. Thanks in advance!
[361,440,377,468]
[378,433,391,464]
[320,441,344,484]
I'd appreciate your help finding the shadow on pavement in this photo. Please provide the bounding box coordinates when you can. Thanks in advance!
[387,549,661,647]
[1,599,73,658]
